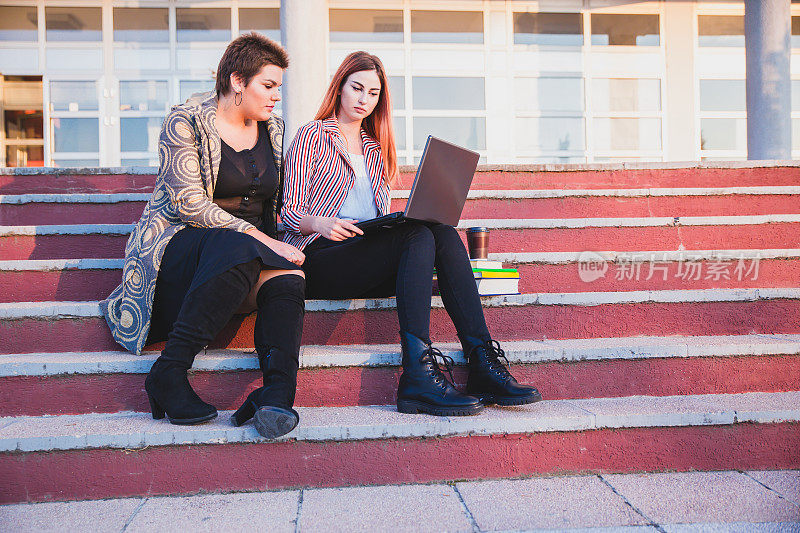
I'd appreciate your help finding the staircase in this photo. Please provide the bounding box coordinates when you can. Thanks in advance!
[1,162,799,504]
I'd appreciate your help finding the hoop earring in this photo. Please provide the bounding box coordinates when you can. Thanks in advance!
[234,91,242,106]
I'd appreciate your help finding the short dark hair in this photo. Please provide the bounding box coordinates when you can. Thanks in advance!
[215,32,289,97]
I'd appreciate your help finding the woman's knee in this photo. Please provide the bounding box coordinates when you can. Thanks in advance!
[401,222,435,248]
[240,269,305,313]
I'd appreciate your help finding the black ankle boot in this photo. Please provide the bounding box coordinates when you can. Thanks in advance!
[462,335,542,406]
[145,359,217,425]
[231,347,300,438]
[230,386,299,438]
[396,331,483,416]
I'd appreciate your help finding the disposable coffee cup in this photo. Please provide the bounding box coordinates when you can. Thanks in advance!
[466,227,489,259]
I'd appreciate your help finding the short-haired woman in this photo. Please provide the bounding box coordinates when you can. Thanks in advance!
[282,52,541,416]
[103,33,306,438]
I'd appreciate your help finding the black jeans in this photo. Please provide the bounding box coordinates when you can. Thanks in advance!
[302,221,491,343]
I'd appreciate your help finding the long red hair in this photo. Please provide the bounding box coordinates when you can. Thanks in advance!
[315,51,398,185]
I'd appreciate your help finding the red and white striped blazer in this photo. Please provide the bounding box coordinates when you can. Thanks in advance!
[281,116,391,250]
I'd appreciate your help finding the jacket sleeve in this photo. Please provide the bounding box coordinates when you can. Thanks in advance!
[281,122,318,235]
[158,108,255,233]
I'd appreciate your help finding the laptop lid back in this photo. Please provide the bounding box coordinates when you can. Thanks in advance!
[404,136,480,226]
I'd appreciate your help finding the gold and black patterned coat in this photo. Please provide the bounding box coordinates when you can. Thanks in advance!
[101,92,284,354]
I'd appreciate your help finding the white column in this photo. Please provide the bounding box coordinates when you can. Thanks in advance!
[663,0,697,162]
[280,0,329,147]
[745,0,792,160]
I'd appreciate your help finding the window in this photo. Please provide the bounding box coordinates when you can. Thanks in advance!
[121,117,162,153]
[794,17,800,48]
[593,79,661,113]
[699,79,746,154]
[1,76,44,167]
[592,78,662,159]
[0,6,38,42]
[179,80,215,103]
[698,16,744,48]
[591,14,659,46]
[114,8,169,43]
[513,13,582,46]
[239,8,280,42]
[514,77,584,157]
[411,11,483,44]
[413,117,485,150]
[49,81,98,111]
[177,9,230,42]
[45,8,102,42]
[412,77,484,110]
[699,80,745,112]
[330,9,403,42]
[120,81,169,112]
[52,118,99,152]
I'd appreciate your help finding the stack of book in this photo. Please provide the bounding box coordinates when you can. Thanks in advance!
[433,259,520,296]
[469,259,520,295]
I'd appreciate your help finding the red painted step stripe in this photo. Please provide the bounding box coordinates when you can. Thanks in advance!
[3,300,800,354]
[3,223,800,260]
[1,422,797,503]
[2,355,798,417]
[2,167,798,195]
[4,258,799,303]
[6,194,800,226]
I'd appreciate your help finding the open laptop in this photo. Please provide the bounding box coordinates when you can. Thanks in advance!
[355,136,480,232]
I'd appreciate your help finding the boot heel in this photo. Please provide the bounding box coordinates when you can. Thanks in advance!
[230,390,258,427]
[148,394,165,420]
[397,399,420,414]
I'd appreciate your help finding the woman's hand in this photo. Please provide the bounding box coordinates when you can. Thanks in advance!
[246,228,305,265]
[308,216,364,241]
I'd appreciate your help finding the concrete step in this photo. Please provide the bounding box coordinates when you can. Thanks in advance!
[1,335,799,416]
[3,217,800,260]
[0,251,794,303]
[3,289,800,354]
[1,391,798,503]
[2,163,798,194]
[5,188,800,225]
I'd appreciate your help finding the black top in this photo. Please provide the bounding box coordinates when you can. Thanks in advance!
[214,121,279,229]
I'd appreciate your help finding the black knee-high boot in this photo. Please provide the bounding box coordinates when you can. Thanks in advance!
[231,274,305,438]
[146,259,260,425]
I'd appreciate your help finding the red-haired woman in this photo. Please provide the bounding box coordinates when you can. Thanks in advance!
[282,51,541,416]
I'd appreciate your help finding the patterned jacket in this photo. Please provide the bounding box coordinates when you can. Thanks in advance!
[281,117,390,250]
[102,92,285,354]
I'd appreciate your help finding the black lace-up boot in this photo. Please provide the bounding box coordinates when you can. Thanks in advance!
[462,335,542,406]
[396,330,483,416]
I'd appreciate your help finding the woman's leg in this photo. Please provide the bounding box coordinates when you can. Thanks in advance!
[427,223,541,406]
[302,223,482,416]
[147,258,260,424]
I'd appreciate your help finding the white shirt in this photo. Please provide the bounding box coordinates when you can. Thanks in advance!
[337,153,378,222]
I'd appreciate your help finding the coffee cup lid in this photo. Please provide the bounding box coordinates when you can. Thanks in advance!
[466,227,488,232]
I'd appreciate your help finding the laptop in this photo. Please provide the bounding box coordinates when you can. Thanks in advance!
[355,136,480,232]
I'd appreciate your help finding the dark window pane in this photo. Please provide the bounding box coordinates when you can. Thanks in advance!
[239,8,280,42]
[793,17,800,48]
[698,15,744,47]
[591,14,659,46]
[179,80,215,102]
[4,110,44,140]
[513,12,582,46]
[114,8,169,42]
[394,117,405,150]
[411,11,483,44]
[119,81,169,112]
[6,145,44,167]
[0,6,38,41]
[177,8,230,42]
[330,9,403,42]
[121,117,162,152]
[46,7,102,42]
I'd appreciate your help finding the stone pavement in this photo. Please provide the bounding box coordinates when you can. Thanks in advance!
[1,470,798,533]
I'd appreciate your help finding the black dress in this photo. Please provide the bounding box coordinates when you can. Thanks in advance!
[148,121,296,343]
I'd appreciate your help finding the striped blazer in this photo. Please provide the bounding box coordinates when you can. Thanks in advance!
[281,117,390,249]
[101,92,285,354]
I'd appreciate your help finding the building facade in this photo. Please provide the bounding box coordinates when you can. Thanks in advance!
[1,0,799,168]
